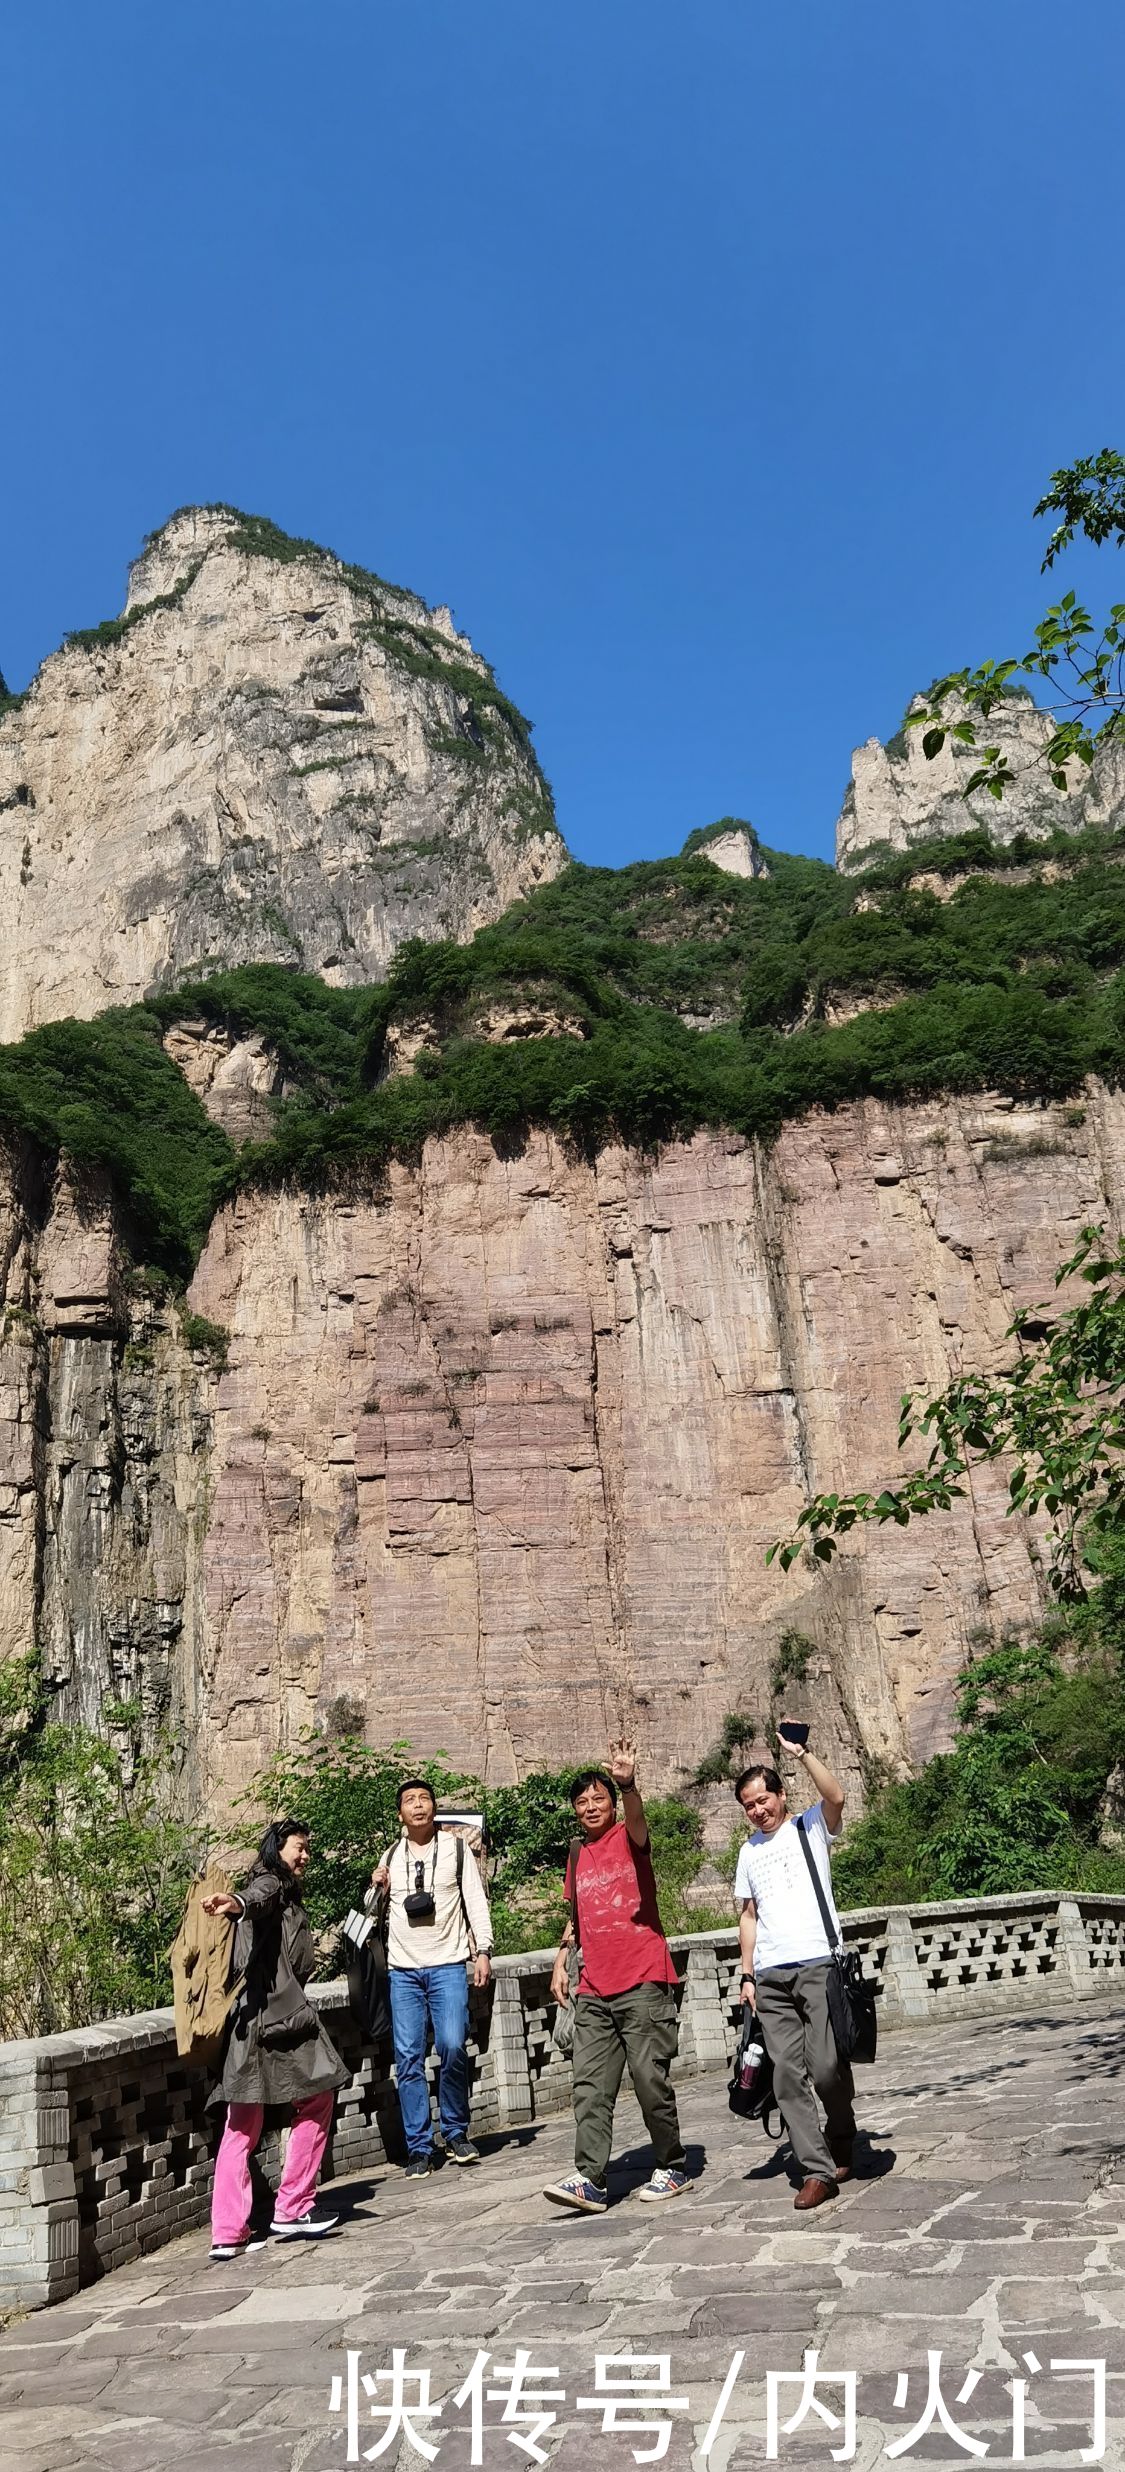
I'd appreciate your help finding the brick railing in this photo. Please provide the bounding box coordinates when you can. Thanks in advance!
[5,1888,1125,2314]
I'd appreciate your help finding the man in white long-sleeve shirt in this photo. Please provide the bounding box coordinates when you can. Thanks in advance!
[370,1779,493,2178]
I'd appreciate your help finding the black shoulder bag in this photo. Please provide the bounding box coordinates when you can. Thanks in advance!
[795,1815,878,2065]
[343,1857,393,2045]
[550,1836,585,2058]
[728,2012,783,2136]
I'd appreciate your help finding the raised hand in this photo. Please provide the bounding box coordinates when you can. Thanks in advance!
[608,1736,637,1789]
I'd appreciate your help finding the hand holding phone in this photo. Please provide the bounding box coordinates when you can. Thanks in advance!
[777,1719,810,1750]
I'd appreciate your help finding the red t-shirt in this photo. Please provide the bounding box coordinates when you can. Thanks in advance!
[564,1822,679,1998]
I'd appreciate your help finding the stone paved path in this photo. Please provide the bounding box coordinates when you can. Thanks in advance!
[5,2000,1125,2470]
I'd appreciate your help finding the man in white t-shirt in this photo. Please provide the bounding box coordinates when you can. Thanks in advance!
[733,1732,856,2212]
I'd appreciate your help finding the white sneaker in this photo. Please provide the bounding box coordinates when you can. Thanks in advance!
[209,2231,269,2261]
[270,2205,339,2238]
[543,2174,608,2213]
[637,2167,691,2202]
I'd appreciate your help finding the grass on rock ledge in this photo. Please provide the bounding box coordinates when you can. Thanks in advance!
[3,831,1125,1279]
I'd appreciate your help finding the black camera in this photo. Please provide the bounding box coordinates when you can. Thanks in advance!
[404,1859,436,1924]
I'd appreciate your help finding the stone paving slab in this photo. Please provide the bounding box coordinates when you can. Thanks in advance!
[5,2000,1125,2467]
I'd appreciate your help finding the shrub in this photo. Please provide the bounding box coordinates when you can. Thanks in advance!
[242,1737,719,1951]
[694,1712,761,1786]
[179,1311,230,1368]
[832,1587,1125,1908]
[0,1687,196,2039]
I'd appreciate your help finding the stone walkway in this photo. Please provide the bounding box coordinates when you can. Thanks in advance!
[4,2000,1125,2470]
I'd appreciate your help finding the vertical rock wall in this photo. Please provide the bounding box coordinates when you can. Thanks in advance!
[2,1089,1121,1816]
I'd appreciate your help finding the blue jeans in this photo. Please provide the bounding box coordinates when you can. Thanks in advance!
[389,1964,472,2154]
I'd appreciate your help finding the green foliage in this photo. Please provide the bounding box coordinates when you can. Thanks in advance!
[644,1796,716,1926]
[0,1007,234,1280]
[680,816,759,856]
[769,1629,814,1697]
[1035,449,1125,568]
[694,1711,761,1786]
[741,945,809,1031]
[179,1311,230,1368]
[0,1712,196,2038]
[243,1736,717,1954]
[483,1771,576,1887]
[149,965,372,1107]
[905,451,1125,802]
[771,1225,1125,1602]
[0,1654,44,1785]
[12,811,1125,1280]
[832,1612,1125,1909]
[241,1735,475,1934]
[365,616,538,758]
[15,830,1125,1275]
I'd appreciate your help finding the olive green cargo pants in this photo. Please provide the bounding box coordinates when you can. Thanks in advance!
[571,1982,686,2188]
[754,1957,856,2182]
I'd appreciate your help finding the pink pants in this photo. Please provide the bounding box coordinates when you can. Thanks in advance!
[211,2092,335,2245]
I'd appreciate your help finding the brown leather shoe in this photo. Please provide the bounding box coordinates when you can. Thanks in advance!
[793,2176,838,2210]
[832,2158,854,2182]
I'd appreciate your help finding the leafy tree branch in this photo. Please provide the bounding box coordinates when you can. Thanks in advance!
[767,1224,1125,1603]
[905,450,1125,804]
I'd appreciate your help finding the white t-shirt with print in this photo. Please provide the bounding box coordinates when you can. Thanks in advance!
[733,1801,842,1972]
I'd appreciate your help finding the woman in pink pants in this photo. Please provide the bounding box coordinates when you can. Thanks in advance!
[204,1819,349,2261]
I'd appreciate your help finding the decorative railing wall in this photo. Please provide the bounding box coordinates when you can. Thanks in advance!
[4,1889,1125,2315]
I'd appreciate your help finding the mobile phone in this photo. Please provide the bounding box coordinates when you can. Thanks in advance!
[777,1720,810,1747]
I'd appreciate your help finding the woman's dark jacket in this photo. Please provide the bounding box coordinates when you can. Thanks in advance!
[210,1864,349,2109]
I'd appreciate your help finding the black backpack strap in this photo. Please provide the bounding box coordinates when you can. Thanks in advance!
[568,1836,584,1952]
[453,1834,473,1946]
[795,1810,842,1954]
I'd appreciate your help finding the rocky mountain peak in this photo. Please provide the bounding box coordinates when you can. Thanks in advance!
[680,817,770,880]
[124,505,247,607]
[0,508,566,1043]
[836,687,1125,874]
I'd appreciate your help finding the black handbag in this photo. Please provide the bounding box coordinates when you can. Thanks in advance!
[795,1814,878,2065]
[343,1898,392,2044]
[728,2013,782,2134]
[257,1999,320,2050]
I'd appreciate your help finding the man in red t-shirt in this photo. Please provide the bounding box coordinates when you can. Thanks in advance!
[543,1738,690,2213]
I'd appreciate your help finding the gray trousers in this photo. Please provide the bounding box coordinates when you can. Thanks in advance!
[571,1983,685,2187]
[754,1959,856,2182]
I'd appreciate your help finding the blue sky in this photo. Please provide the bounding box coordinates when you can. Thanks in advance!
[4,1,1123,870]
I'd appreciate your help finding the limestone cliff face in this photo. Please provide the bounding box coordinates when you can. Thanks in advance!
[0,508,564,1043]
[836,689,1125,871]
[0,1141,214,1749]
[4,1090,1121,1816]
